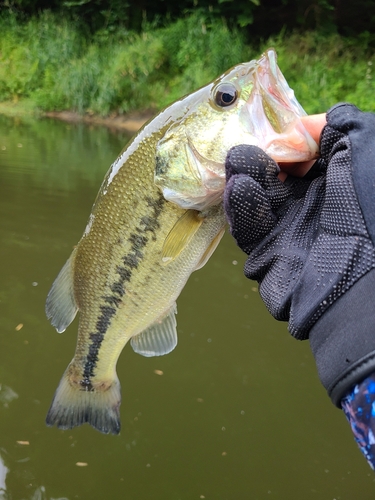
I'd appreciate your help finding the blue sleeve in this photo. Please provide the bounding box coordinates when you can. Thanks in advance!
[341,373,375,469]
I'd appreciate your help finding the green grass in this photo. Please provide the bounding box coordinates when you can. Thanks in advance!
[1,11,375,117]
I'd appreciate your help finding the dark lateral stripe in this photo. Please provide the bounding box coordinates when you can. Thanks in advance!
[144,194,164,241]
[82,305,116,385]
[81,193,165,383]
[103,295,122,307]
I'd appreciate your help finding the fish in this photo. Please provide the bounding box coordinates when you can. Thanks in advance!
[45,48,318,434]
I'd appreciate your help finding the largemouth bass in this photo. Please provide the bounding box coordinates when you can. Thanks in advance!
[45,49,318,434]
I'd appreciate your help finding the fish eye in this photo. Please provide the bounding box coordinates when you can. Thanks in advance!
[214,83,238,108]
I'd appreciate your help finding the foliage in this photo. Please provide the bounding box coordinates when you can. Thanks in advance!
[1,11,375,117]
[265,31,375,113]
[0,13,85,102]
[0,11,249,114]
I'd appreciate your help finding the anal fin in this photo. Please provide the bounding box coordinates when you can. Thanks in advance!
[130,303,178,357]
[45,249,78,333]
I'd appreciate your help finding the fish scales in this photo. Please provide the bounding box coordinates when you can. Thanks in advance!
[45,49,318,434]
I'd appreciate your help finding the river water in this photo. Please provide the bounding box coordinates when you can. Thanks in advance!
[0,113,374,499]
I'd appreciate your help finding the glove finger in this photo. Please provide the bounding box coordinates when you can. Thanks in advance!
[321,104,375,242]
[226,145,279,187]
[225,145,297,214]
[224,173,277,254]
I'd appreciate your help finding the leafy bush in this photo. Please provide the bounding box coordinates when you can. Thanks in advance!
[1,11,375,116]
[264,31,375,113]
[0,12,84,102]
[0,11,249,114]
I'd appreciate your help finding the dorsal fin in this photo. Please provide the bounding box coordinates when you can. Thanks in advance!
[130,303,178,357]
[45,249,78,333]
[161,210,203,265]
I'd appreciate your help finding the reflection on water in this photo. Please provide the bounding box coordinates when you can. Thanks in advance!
[0,454,8,499]
[0,385,18,407]
[29,485,68,500]
[0,113,375,499]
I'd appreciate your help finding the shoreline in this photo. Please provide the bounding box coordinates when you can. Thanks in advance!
[0,102,155,133]
[43,110,155,133]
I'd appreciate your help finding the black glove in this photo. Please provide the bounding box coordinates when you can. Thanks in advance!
[224,103,375,407]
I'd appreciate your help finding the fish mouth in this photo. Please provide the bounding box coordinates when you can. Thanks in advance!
[245,48,319,163]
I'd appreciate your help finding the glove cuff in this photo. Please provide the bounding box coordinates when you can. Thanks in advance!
[309,268,375,406]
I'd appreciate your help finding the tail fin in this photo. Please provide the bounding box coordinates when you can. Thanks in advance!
[46,369,121,435]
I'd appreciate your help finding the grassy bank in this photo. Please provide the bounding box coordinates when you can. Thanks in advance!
[1,12,375,118]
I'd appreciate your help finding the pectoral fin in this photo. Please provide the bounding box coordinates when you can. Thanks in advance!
[195,227,226,271]
[130,303,178,357]
[45,249,78,333]
[161,210,203,264]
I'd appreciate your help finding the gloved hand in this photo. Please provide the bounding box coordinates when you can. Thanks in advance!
[224,103,375,468]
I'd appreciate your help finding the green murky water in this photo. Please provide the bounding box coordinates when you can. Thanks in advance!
[0,113,374,499]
